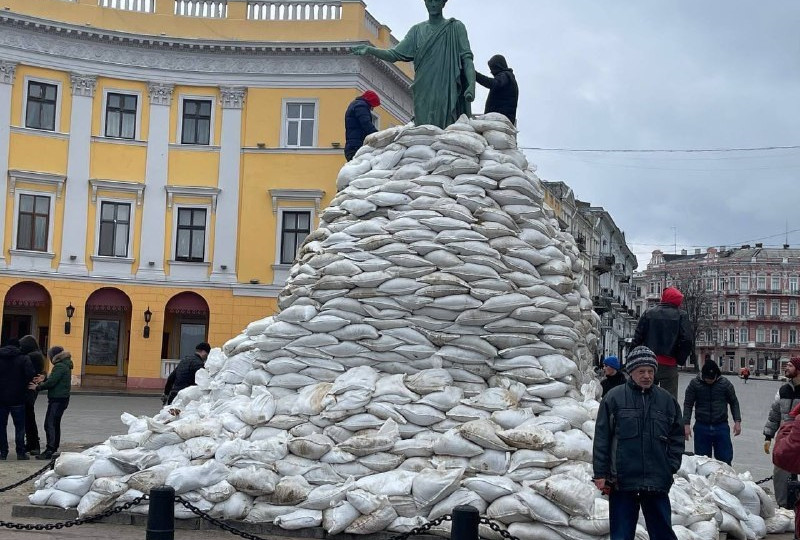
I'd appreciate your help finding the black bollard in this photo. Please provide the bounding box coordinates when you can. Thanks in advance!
[451,505,479,540]
[146,486,175,540]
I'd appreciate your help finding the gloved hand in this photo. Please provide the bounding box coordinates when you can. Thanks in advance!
[160,394,168,406]
[764,440,771,454]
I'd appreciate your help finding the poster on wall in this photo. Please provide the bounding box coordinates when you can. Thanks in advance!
[86,319,120,366]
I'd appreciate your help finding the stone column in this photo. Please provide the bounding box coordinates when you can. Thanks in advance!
[0,61,17,266]
[136,82,173,280]
[58,73,96,274]
[210,86,246,283]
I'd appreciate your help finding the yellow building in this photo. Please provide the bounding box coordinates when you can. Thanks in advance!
[0,0,412,389]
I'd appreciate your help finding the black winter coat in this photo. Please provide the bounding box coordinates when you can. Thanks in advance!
[19,336,45,375]
[683,375,741,426]
[593,380,684,492]
[166,354,205,399]
[0,345,35,407]
[601,371,627,397]
[344,97,377,155]
[475,55,519,124]
[631,303,693,365]
[764,381,800,440]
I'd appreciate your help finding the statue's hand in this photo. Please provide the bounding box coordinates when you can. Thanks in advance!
[464,88,475,102]
[351,45,369,56]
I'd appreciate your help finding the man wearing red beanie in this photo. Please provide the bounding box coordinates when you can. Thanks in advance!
[343,90,380,161]
[631,286,693,398]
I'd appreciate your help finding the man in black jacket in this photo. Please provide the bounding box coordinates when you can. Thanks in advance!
[683,359,741,465]
[600,355,626,397]
[164,342,211,405]
[475,54,519,125]
[343,90,380,161]
[19,335,45,455]
[0,340,35,460]
[631,287,693,398]
[593,346,684,540]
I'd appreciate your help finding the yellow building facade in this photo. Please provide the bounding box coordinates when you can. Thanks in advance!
[0,0,412,389]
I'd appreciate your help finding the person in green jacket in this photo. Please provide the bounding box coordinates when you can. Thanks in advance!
[29,346,73,460]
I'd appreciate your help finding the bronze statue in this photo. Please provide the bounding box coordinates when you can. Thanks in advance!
[352,0,475,129]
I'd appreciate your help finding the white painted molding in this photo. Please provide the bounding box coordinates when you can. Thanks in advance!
[165,185,221,211]
[8,169,66,198]
[147,82,174,106]
[220,86,246,109]
[90,136,147,147]
[269,189,325,214]
[89,179,146,205]
[10,126,70,140]
[70,73,97,97]
[0,60,16,85]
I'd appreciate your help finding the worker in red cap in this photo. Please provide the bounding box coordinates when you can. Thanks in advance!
[344,90,380,161]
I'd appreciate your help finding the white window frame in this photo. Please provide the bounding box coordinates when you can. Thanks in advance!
[176,94,216,146]
[757,275,767,290]
[728,301,736,316]
[22,76,63,132]
[790,329,798,345]
[277,208,313,266]
[93,196,136,260]
[101,88,142,140]
[791,277,799,292]
[771,328,780,344]
[771,300,780,317]
[757,300,766,316]
[11,189,56,254]
[171,204,211,264]
[740,276,750,291]
[756,327,766,343]
[740,327,749,343]
[772,276,781,292]
[718,302,725,316]
[728,328,736,343]
[280,98,319,148]
[740,300,748,316]
[791,300,798,317]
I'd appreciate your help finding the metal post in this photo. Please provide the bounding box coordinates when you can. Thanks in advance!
[451,505,479,540]
[146,486,175,540]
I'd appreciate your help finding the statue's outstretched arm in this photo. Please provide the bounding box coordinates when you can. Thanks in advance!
[462,57,476,103]
[351,45,399,63]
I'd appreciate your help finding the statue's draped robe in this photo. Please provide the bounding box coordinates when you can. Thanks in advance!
[387,18,474,129]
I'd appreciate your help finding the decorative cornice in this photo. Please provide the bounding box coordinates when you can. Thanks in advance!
[8,169,67,198]
[89,179,146,206]
[164,185,221,211]
[220,86,246,109]
[148,82,174,106]
[0,60,16,85]
[70,73,97,97]
[269,188,326,214]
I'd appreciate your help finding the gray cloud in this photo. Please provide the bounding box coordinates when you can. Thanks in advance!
[363,1,800,266]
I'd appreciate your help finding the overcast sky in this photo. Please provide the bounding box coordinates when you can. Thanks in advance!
[362,0,800,269]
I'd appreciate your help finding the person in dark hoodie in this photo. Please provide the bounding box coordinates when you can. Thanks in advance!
[0,339,35,460]
[343,90,380,161]
[164,342,211,405]
[29,346,73,460]
[19,335,46,455]
[631,287,693,398]
[600,356,626,397]
[475,54,519,125]
[683,359,741,465]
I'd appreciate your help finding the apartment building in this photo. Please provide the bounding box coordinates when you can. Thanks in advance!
[635,244,800,374]
[0,0,412,389]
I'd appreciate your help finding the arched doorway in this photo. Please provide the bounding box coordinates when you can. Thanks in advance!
[2,281,51,348]
[83,287,132,387]
[163,292,209,363]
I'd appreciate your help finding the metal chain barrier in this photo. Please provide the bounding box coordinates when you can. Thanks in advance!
[0,458,55,493]
[0,495,148,531]
[756,476,774,485]
[175,496,272,540]
[385,514,452,540]
[479,516,522,540]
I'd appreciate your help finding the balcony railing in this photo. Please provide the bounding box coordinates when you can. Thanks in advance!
[175,0,228,18]
[247,1,342,21]
[98,0,155,12]
[161,358,180,378]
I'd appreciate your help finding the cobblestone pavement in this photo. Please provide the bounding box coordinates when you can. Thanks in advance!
[0,379,795,538]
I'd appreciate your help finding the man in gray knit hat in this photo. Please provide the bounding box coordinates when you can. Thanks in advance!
[593,346,685,540]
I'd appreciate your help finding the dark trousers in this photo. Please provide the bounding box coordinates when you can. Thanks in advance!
[344,148,357,161]
[693,422,733,465]
[610,490,677,540]
[25,390,40,452]
[0,404,27,456]
[43,398,69,453]
[654,364,679,399]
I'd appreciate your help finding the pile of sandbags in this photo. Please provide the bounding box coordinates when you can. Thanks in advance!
[28,117,782,539]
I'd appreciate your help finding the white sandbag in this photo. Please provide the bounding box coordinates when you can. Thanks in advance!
[507,522,563,540]
[201,481,236,504]
[301,478,356,510]
[568,497,609,535]
[551,429,593,462]
[245,503,296,523]
[531,474,596,517]
[516,487,570,526]
[87,458,127,478]
[53,475,94,498]
[497,425,555,450]
[31,489,82,510]
[411,467,463,508]
[719,510,747,540]
[462,475,520,503]
[227,466,279,496]
[468,449,510,475]
[509,450,567,471]
[345,503,398,534]
[711,486,749,520]
[487,494,531,524]
[77,478,127,517]
[165,460,228,494]
[274,509,323,530]
[356,470,416,497]
[54,453,95,477]
[323,501,362,534]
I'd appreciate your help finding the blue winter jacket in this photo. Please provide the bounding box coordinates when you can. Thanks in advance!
[344,97,377,155]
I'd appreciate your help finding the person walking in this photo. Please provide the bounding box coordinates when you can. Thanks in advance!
[475,54,519,125]
[600,355,626,397]
[764,357,800,508]
[18,335,46,455]
[164,342,211,405]
[29,346,73,460]
[683,359,742,465]
[0,339,35,460]
[741,366,751,384]
[631,287,693,398]
[593,346,685,540]
[343,91,380,161]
